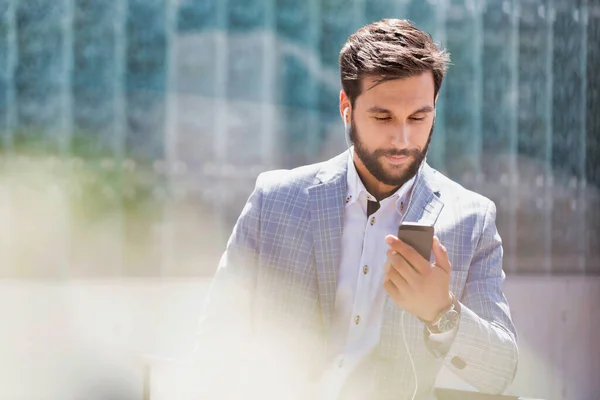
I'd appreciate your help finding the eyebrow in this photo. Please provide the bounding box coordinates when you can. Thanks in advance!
[366,105,434,115]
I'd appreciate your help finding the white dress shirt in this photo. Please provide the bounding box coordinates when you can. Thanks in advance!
[319,149,416,397]
[319,149,454,398]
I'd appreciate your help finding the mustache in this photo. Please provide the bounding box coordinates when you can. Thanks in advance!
[374,148,422,158]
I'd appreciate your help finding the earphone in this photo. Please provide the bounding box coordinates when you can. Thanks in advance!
[343,107,352,149]
[344,103,422,399]
[343,103,435,399]
[402,310,419,400]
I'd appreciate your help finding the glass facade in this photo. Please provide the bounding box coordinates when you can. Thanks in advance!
[0,0,598,276]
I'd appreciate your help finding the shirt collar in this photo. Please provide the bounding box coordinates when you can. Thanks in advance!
[345,147,416,215]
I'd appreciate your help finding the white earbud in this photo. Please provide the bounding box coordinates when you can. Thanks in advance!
[343,107,351,149]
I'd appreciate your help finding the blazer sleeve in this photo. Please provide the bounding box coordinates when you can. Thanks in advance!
[441,200,519,394]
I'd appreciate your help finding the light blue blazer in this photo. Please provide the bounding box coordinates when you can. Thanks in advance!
[201,151,518,399]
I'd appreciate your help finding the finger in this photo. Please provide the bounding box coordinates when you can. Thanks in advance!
[385,235,430,275]
[385,264,410,293]
[387,249,418,285]
[432,236,451,274]
[384,279,402,301]
[383,260,391,283]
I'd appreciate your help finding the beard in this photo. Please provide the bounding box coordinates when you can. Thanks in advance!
[349,119,433,188]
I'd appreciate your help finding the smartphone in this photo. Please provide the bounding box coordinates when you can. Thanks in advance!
[397,222,434,261]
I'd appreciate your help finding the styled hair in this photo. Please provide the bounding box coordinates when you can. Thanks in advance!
[339,19,450,106]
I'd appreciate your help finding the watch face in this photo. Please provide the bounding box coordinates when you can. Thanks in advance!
[438,310,460,333]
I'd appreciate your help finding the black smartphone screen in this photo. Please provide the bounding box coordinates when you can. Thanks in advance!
[397,222,434,261]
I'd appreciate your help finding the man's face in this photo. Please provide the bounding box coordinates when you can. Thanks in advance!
[346,72,436,187]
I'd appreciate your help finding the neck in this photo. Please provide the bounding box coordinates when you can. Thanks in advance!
[353,154,400,202]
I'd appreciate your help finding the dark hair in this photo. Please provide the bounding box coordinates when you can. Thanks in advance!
[339,19,450,107]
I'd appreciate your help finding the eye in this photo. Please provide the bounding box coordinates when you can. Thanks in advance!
[373,116,392,122]
[409,116,426,122]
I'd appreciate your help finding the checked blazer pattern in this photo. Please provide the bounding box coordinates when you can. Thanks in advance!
[200,150,518,399]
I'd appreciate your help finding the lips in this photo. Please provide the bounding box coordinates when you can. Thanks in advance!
[386,155,408,164]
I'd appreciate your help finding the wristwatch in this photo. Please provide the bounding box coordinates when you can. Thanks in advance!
[424,293,461,334]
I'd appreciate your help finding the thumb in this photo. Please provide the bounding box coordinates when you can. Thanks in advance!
[432,236,451,274]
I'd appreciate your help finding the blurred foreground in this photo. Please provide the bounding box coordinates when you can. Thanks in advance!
[0,277,598,400]
[0,147,599,399]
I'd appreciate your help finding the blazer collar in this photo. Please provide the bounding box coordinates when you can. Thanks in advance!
[308,151,444,329]
[315,150,349,185]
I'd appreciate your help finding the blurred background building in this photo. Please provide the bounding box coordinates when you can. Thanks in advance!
[1,0,599,277]
[0,0,599,399]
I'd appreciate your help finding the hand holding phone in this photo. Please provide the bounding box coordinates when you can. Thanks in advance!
[385,223,452,323]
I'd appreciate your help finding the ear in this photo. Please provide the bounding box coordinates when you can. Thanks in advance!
[339,90,351,123]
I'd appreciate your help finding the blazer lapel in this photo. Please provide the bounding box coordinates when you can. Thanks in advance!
[384,162,445,313]
[308,151,348,330]
[401,163,445,228]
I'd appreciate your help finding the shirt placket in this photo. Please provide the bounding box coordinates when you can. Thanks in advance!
[346,195,378,344]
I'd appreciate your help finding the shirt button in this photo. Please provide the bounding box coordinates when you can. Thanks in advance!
[363,265,369,275]
[370,216,375,225]
[338,359,344,368]
[355,315,361,325]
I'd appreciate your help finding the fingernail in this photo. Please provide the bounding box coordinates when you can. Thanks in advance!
[385,236,394,244]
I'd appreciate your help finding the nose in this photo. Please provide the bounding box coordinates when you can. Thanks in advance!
[391,123,410,146]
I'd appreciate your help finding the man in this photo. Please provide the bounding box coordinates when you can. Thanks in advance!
[199,19,518,399]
